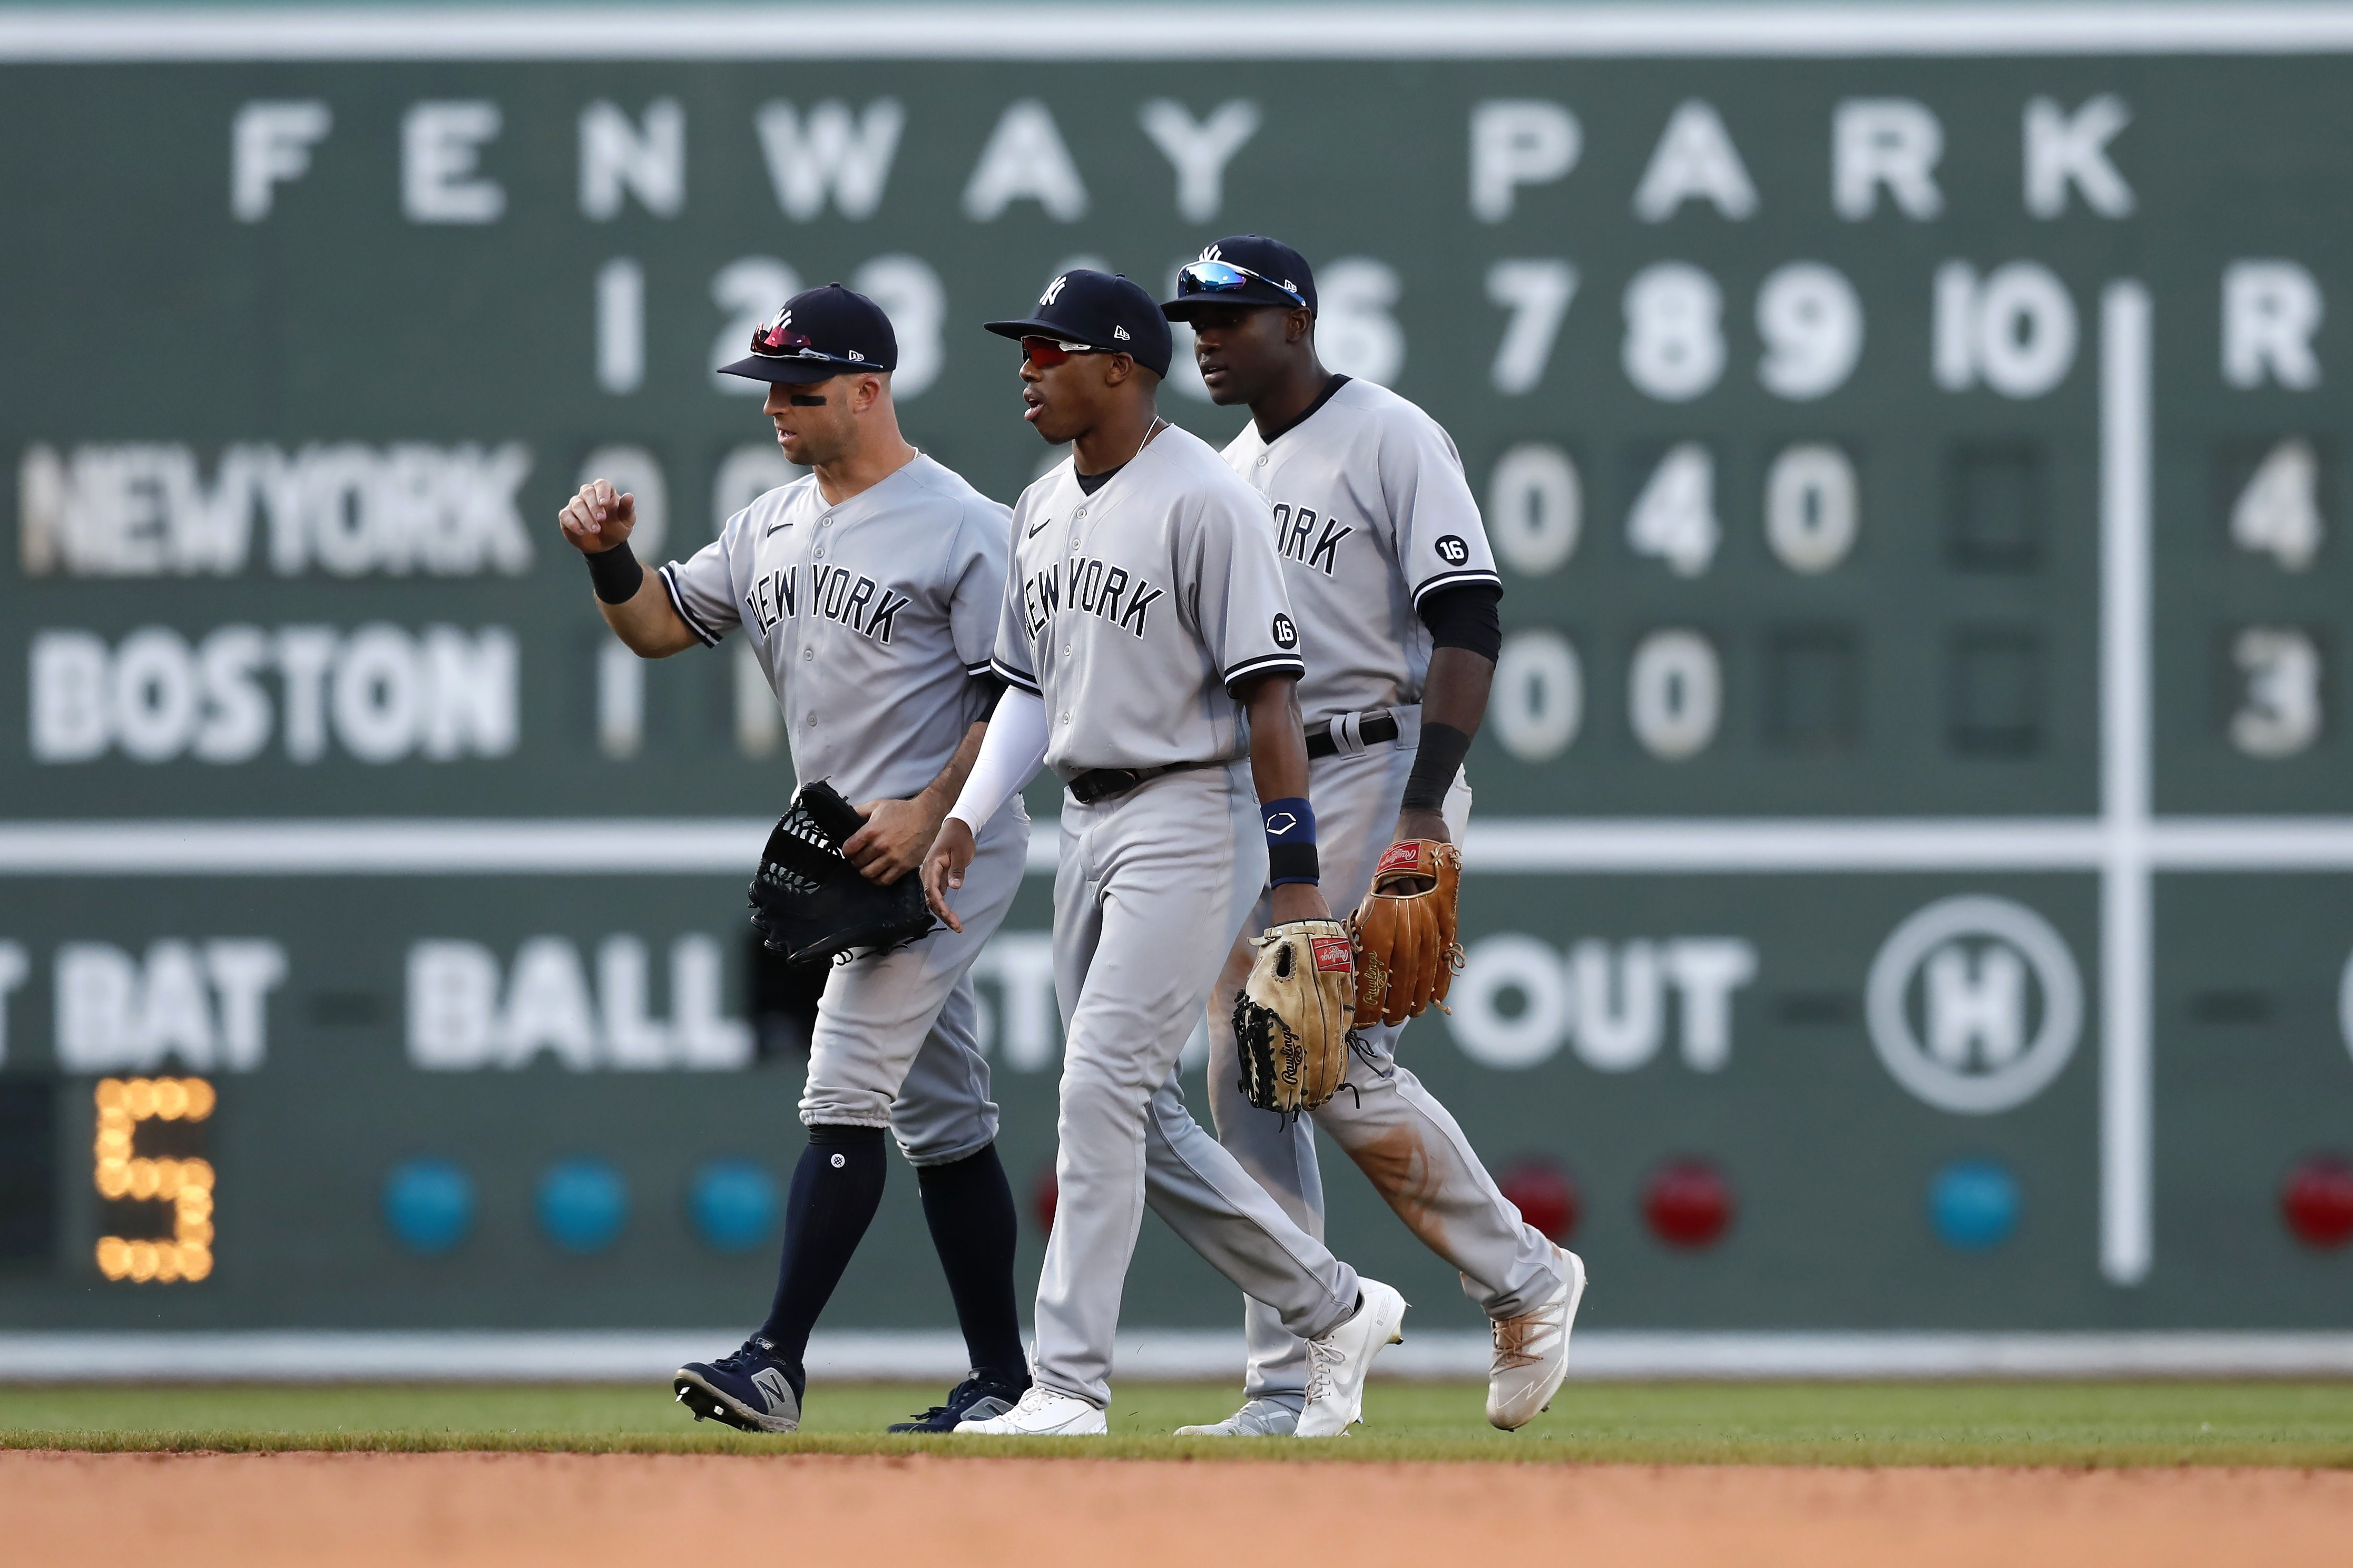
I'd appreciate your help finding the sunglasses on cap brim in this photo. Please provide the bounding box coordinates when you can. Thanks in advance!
[1174,259,1307,308]
[1020,336,1123,368]
[748,310,868,369]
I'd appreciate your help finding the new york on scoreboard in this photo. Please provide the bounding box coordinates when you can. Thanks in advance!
[0,27,2348,1330]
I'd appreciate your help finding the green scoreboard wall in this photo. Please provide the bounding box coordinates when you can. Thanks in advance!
[2,7,2350,1334]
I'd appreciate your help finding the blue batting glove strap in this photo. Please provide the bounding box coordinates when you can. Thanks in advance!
[1261,797,1316,845]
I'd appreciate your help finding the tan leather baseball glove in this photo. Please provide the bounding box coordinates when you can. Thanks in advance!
[1347,839,1466,1027]
[1231,918,1357,1118]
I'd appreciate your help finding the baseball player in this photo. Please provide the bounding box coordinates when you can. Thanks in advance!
[921,269,1406,1437]
[1161,237,1586,1435]
[560,283,1033,1435]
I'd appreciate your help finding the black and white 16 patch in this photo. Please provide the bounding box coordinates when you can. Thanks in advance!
[1271,613,1299,649]
[1434,534,1470,565]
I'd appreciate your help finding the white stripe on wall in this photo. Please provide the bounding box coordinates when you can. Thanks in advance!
[4,1328,2351,1383]
[7,815,2353,878]
[6,5,2353,63]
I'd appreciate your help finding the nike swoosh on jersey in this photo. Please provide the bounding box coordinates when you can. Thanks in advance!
[764,520,796,536]
[1027,515,1054,538]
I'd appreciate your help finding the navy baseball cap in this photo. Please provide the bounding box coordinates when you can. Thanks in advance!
[984,269,1173,378]
[717,283,898,384]
[1162,236,1317,321]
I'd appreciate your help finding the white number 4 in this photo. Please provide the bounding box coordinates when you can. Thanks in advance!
[2231,439,2323,571]
[1626,442,1718,577]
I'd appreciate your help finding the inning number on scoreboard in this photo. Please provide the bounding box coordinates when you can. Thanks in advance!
[92,1076,216,1283]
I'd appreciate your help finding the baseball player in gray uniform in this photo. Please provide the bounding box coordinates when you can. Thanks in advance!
[922,269,1406,1437]
[560,284,1034,1435]
[1161,238,1586,1435]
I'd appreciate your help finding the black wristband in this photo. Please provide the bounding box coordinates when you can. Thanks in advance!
[1401,721,1473,812]
[584,540,645,605]
[1267,841,1320,886]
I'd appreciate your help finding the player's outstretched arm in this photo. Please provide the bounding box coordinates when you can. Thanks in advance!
[1241,673,1331,925]
[558,478,698,658]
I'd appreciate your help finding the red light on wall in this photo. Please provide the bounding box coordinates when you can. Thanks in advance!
[1498,1159,1579,1242]
[1644,1158,1733,1248]
[2280,1156,2353,1249]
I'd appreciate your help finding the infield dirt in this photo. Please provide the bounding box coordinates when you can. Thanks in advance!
[7,1449,2351,1567]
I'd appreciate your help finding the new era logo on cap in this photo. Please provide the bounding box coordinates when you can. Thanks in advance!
[1113,325,1130,340]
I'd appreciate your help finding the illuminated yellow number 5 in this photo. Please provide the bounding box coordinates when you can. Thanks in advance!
[93,1076,215,1283]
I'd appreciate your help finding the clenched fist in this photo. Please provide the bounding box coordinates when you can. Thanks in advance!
[560,478,636,554]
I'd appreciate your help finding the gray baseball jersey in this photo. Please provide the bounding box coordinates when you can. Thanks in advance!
[994,425,1302,779]
[1220,377,1501,724]
[660,454,1008,804]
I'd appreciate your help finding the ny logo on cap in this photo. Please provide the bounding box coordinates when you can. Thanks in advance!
[1041,275,1068,306]
[759,308,811,353]
[1201,244,1223,261]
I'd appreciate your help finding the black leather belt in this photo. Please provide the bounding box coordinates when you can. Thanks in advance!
[1066,758,1221,806]
[1306,709,1401,759]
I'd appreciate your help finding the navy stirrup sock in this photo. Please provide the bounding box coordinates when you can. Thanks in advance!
[758,1124,888,1367]
[915,1143,1028,1385]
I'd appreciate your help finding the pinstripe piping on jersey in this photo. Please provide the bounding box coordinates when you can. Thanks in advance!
[990,654,1042,697]
[658,561,725,647]
[1221,651,1309,694]
[1409,566,1505,609]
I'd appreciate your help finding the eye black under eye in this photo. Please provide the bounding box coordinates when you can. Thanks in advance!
[789,395,828,407]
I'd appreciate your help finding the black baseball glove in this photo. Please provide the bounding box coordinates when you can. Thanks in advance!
[748,780,937,968]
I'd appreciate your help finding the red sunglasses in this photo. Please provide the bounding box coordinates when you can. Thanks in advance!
[1021,335,1111,368]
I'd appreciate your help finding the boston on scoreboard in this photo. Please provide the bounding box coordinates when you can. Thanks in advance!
[0,20,2347,1335]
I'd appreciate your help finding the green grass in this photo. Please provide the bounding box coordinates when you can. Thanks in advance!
[5,1381,2353,1466]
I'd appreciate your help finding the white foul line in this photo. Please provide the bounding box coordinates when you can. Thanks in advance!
[8,5,2353,62]
[2100,281,2156,1288]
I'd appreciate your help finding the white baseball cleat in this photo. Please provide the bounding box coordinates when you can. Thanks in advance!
[1174,1398,1301,1437]
[1486,1246,1587,1431]
[1296,1279,1408,1438]
[952,1384,1109,1436]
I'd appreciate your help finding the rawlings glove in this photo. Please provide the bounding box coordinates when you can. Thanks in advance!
[1347,839,1465,1027]
[1231,918,1357,1119]
[748,780,936,967]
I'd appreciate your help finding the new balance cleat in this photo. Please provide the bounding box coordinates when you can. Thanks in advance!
[673,1336,805,1434]
[887,1371,1033,1434]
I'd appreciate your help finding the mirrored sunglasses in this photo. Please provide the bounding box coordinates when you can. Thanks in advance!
[1175,259,1306,308]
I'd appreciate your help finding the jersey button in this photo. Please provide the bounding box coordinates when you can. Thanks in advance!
[1256,455,1268,466]
[815,548,826,559]
[820,515,834,526]
[802,649,812,662]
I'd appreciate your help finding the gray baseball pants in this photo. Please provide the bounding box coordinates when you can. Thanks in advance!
[801,803,1027,1167]
[1029,762,1363,1409]
[1205,723,1565,1407]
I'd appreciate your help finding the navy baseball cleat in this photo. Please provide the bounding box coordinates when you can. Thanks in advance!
[673,1336,805,1433]
[886,1371,1032,1433]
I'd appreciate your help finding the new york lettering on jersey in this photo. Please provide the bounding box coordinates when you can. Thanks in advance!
[1019,553,1164,641]
[1223,377,1500,720]
[662,454,1009,804]
[743,562,914,645]
[995,426,1300,778]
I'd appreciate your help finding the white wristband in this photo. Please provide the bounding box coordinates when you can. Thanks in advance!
[947,687,1048,834]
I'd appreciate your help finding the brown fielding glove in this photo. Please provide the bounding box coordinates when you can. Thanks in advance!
[1347,839,1466,1027]
[1231,918,1357,1118]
